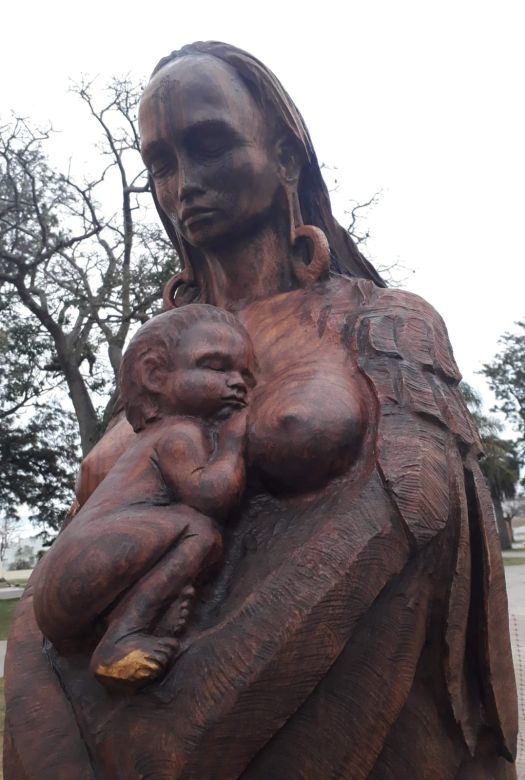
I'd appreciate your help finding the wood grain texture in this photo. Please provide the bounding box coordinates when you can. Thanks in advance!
[4,41,518,779]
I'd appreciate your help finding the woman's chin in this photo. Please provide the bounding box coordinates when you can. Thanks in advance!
[182,219,229,249]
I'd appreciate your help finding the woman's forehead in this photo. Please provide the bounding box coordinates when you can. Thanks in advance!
[140,55,256,123]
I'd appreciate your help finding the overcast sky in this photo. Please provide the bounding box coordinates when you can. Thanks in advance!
[2,0,524,422]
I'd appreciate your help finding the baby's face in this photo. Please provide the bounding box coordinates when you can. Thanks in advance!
[166,320,256,418]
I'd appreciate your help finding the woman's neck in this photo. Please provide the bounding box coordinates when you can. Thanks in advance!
[198,220,295,309]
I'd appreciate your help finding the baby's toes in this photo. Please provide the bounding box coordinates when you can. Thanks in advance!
[135,661,161,680]
[157,637,179,652]
[145,638,179,665]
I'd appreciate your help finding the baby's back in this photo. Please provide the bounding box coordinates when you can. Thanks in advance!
[79,421,179,520]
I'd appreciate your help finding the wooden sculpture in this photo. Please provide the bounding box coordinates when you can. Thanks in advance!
[4,42,519,779]
[33,305,256,690]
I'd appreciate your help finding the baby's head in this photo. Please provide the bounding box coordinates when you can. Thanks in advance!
[120,304,256,432]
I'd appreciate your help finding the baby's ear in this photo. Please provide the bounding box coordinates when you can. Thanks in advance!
[140,356,168,396]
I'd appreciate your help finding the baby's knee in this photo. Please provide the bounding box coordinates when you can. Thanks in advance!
[183,508,223,560]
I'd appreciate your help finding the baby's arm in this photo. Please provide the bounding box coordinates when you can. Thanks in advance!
[156,410,247,518]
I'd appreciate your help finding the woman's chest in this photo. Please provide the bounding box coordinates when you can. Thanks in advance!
[239,290,373,491]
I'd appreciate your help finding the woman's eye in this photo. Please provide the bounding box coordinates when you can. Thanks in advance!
[150,157,175,179]
[151,166,169,179]
[190,134,232,160]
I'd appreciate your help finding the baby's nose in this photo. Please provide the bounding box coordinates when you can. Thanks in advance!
[226,373,246,393]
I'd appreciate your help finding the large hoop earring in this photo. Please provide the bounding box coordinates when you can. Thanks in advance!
[162,270,195,311]
[162,232,200,309]
[285,185,330,285]
[292,224,330,285]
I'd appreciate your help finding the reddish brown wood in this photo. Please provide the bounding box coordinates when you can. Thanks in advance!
[34,306,255,691]
[4,42,519,779]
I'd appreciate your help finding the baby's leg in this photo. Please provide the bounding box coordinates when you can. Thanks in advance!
[90,511,222,689]
[33,504,215,649]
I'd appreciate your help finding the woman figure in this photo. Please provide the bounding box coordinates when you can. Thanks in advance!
[4,42,518,780]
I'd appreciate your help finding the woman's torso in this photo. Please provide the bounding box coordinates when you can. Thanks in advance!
[239,276,374,494]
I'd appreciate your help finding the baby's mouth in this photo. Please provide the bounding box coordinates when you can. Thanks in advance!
[222,396,247,407]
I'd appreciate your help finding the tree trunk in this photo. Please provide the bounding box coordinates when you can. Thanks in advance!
[62,361,101,456]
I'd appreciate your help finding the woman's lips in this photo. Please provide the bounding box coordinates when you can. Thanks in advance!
[180,207,217,228]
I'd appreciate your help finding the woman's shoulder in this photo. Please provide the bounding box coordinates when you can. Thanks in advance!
[329,276,461,385]
[332,275,447,325]
[329,274,481,457]
[334,276,482,547]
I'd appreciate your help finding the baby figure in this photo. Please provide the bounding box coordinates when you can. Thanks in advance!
[33,304,256,690]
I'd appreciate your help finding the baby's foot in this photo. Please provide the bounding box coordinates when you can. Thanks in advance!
[155,584,196,637]
[91,634,179,689]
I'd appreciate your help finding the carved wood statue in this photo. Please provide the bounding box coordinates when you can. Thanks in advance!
[4,42,519,779]
[34,305,256,691]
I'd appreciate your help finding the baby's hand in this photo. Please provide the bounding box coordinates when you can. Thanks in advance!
[219,406,248,444]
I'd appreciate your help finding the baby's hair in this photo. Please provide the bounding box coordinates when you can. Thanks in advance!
[120,304,253,432]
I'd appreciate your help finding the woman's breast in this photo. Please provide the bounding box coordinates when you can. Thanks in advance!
[247,354,370,492]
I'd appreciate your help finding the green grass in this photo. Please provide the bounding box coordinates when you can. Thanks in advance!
[0,601,18,641]
[503,557,525,566]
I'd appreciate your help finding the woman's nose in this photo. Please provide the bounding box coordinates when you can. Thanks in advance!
[177,158,205,203]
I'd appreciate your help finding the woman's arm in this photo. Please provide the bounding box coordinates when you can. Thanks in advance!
[354,286,518,761]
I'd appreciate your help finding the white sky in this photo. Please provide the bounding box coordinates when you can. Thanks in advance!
[2,0,524,423]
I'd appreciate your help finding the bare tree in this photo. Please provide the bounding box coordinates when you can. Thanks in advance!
[345,191,413,287]
[0,79,178,455]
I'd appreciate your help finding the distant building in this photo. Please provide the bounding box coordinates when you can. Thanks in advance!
[0,534,44,575]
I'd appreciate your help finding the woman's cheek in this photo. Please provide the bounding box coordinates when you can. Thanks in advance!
[154,179,178,221]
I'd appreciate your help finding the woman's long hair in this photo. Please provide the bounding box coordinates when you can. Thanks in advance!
[148,41,386,299]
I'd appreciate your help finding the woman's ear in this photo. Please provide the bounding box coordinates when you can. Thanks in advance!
[274,135,302,185]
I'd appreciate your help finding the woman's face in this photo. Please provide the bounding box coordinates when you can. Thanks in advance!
[139,55,282,249]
